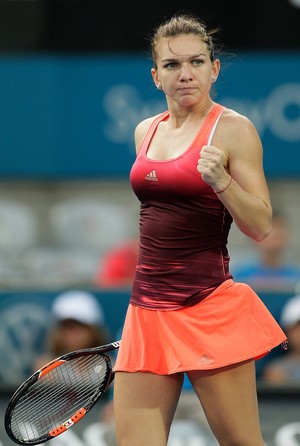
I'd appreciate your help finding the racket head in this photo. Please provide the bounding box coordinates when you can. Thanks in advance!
[5,341,120,445]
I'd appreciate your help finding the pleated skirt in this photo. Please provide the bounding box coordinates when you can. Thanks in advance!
[114,279,287,374]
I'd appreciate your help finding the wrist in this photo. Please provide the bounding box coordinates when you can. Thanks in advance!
[214,176,233,194]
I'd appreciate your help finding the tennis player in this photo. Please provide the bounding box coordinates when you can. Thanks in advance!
[113,13,287,446]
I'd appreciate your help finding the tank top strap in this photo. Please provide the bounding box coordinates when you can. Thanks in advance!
[207,104,226,145]
[181,103,226,155]
[137,110,170,157]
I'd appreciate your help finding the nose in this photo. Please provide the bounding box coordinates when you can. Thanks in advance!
[179,63,193,81]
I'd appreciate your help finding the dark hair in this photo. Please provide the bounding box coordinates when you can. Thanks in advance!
[150,13,219,68]
[49,321,109,356]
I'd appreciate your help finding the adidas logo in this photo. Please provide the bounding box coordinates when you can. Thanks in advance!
[145,170,158,181]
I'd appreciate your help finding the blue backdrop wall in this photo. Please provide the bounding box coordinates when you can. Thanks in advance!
[1,52,300,179]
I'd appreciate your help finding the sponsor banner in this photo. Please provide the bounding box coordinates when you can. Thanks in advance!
[0,53,300,178]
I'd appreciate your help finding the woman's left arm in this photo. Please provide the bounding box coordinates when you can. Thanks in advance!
[198,111,272,242]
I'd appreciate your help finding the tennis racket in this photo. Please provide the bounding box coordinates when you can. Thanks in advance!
[5,340,121,445]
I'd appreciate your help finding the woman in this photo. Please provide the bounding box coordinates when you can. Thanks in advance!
[113,13,287,446]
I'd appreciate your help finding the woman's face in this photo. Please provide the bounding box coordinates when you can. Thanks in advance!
[151,34,220,109]
[59,319,96,351]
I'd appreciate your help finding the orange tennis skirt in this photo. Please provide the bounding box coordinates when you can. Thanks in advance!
[114,279,287,374]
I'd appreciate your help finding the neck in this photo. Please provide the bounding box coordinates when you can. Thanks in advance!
[167,98,215,127]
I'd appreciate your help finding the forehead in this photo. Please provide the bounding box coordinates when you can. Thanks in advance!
[157,34,208,59]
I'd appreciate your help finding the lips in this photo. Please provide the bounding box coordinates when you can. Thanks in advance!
[180,87,193,90]
[178,87,197,94]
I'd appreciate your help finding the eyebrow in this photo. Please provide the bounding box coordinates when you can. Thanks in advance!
[161,53,207,63]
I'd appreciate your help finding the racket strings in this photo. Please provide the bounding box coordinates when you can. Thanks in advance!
[10,354,109,442]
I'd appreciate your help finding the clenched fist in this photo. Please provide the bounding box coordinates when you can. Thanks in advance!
[197,145,230,192]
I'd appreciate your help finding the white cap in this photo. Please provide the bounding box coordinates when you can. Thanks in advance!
[52,290,105,326]
[280,294,300,329]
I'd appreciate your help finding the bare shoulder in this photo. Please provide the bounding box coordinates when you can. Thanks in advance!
[134,116,155,139]
[220,108,260,141]
[216,107,262,156]
[134,114,161,153]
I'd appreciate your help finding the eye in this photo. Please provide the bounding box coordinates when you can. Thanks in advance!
[164,62,178,70]
[192,58,204,66]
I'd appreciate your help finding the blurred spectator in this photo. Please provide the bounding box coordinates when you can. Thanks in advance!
[94,239,138,288]
[232,211,300,290]
[34,289,110,370]
[262,294,300,384]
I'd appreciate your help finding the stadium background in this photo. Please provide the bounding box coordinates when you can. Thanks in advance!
[0,1,300,445]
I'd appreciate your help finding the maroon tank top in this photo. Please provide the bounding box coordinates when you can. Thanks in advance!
[129,103,233,310]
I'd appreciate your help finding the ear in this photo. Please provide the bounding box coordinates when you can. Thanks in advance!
[212,58,221,82]
[151,67,161,90]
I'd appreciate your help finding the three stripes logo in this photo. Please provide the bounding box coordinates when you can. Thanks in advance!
[145,170,158,181]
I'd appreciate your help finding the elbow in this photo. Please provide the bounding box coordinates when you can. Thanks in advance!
[253,232,269,243]
[251,221,272,243]
[235,204,273,242]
